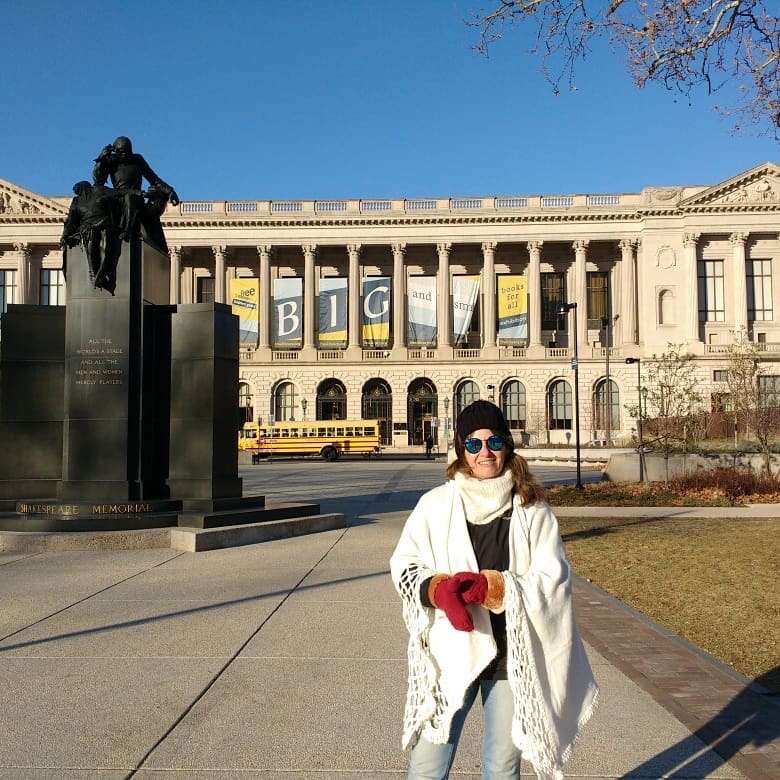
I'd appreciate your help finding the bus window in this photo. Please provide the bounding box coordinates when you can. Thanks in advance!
[318,427,326,436]
[336,427,345,437]
[346,426,354,436]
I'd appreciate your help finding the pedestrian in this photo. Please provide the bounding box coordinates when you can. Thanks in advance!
[424,432,434,460]
[390,400,599,779]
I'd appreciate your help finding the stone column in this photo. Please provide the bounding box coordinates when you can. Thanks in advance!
[169,245,182,305]
[619,239,638,346]
[437,242,451,351]
[303,244,317,350]
[527,241,543,352]
[213,245,227,303]
[573,240,589,348]
[730,232,749,339]
[683,233,701,345]
[347,243,361,351]
[482,242,497,352]
[392,243,406,354]
[257,244,272,349]
[13,242,30,304]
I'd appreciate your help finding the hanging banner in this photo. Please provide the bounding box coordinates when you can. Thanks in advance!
[362,276,390,347]
[229,278,260,347]
[272,277,302,346]
[452,275,480,345]
[407,276,437,346]
[318,277,347,344]
[497,275,528,342]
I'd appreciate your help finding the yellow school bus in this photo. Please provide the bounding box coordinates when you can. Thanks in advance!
[239,419,381,461]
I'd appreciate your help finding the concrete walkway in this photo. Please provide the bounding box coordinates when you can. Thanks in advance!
[0,463,776,778]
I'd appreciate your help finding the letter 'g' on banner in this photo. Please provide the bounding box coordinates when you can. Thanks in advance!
[230,278,260,346]
[272,277,303,345]
[497,275,528,343]
[362,277,390,347]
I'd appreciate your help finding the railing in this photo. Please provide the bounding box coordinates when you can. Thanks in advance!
[454,348,481,359]
[315,200,347,212]
[240,349,256,360]
[546,347,570,358]
[541,196,574,208]
[495,197,528,209]
[405,199,437,211]
[226,201,259,213]
[181,202,213,214]
[271,201,303,213]
[271,350,300,361]
[450,198,482,209]
[361,200,392,212]
[587,194,620,207]
[754,343,780,352]
[317,349,345,360]
[704,344,731,353]
[408,347,436,359]
[591,346,621,358]
[362,349,391,360]
[500,346,527,359]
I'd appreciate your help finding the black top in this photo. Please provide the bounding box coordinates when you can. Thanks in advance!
[420,508,512,679]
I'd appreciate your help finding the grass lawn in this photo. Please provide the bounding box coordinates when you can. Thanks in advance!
[549,482,734,507]
[560,515,780,694]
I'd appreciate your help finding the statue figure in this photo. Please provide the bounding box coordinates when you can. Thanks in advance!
[92,136,179,253]
[61,181,123,294]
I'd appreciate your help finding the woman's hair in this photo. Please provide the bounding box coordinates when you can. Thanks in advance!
[446,439,546,506]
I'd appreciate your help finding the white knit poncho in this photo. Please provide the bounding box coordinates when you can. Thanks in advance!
[390,480,599,780]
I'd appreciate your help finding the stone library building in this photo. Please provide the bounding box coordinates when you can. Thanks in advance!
[1,162,779,449]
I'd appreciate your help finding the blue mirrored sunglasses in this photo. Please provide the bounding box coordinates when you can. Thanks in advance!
[464,434,506,454]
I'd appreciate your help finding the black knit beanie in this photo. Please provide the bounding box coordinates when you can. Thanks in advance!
[455,400,513,456]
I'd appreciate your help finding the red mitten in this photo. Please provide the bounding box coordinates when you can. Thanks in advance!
[432,576,474,632]
[452,571,488,605]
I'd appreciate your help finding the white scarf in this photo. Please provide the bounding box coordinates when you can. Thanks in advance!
[453,469,514,525]
[390,481,599,780]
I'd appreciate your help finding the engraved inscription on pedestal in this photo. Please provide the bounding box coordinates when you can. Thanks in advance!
[74,338,126,387]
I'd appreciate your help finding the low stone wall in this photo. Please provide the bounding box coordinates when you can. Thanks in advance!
[605,452,780,482]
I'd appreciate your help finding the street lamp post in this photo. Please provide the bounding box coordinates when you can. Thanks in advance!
[559,302,582,490]
[301,398,308,422]
[443,397,450,446]
[625,357,645,481]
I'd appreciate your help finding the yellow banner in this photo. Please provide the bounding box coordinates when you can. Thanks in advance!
[230,278,260,346]
[497,275,527,341]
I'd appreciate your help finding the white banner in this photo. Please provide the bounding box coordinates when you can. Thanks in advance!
[452,275,480,345]
[407,276,437,346]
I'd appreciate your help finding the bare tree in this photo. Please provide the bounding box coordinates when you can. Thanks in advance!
[469,0,780,136]
[626,343,703,480]
[725,336,780,473]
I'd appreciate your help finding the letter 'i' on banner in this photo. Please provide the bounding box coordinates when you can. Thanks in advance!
[452,275,480,345]
[318,277,348,345]
[362,277,390,347]
[229,278,260,347]
[407,276,437,346]
[272,277,303,346]
[497,275,528,343]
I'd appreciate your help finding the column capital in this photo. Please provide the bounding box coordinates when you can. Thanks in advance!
[618,238,638,253]
[729,232,749,246]
[168,245,182,260]
[391,242,406,257]
[572,239,589,253]
[212,245,227,258]
[13,241,30,257]
[436,242,452,257]
[683,232,701,248]
[346,243,362,258]
[527,240,543,253]
[481,241,497,255]
[302,244,317,257]
[256,244,273,258]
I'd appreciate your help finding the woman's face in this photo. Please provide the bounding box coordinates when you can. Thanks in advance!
[463,428,507,480]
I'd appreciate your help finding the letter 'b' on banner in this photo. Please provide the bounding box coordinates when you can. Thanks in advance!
[272,277,303,345]
[362,277,390,347]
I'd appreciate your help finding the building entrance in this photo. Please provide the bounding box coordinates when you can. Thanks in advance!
[407,378,438,446]
[316,379,347,420]
[362,378,393,445]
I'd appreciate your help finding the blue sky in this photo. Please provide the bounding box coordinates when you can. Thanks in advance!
[1,0,776,200]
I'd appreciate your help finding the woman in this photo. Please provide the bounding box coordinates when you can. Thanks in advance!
[390,400,598,780]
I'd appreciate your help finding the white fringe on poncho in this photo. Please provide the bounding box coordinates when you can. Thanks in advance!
[390,481,599,780]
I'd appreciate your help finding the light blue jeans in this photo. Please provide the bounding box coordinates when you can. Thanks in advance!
[407,678,521,780]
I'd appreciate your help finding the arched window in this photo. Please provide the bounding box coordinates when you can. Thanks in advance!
[316,378,347,420]
[501,380,526,429]
[273,381,297,422]
[362,378,392,445]
[454,380,480,418]
[407,378,438,446]
[593,379,620,431]
[239,382,252,408]
[547,380,573,430]
[658,289,675,325]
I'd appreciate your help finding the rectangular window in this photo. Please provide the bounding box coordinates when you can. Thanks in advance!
[39,269,66,306]
[0,270,17,314]
[713,370,728,382]
[758,375,780,408]
[697,260,725,322]
[196,276,215,303]
[541,272,566,330]
[586,271,610,328]
[747,259,773,321]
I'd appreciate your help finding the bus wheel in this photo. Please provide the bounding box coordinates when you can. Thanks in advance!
[321,446,337,461]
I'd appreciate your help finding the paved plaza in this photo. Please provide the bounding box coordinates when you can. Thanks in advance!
[0,460,774,778]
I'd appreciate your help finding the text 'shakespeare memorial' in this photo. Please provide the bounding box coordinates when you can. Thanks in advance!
[0,137,321,535]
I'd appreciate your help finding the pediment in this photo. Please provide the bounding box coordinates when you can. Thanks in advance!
[0,178,69,217]
[679,162,780,207]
